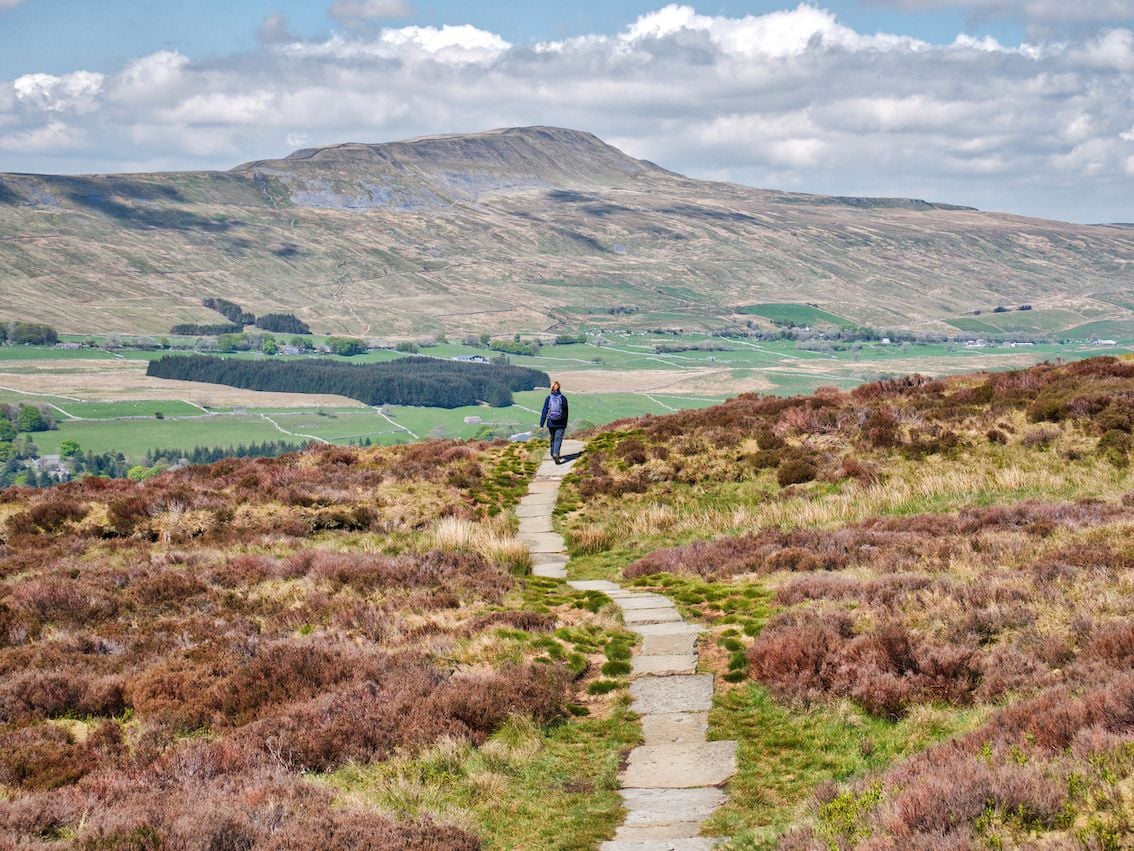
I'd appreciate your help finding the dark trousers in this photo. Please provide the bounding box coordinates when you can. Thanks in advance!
[548,425,566,458]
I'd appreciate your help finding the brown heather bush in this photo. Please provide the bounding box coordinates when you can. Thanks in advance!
[1022,425,1060,449]
[0,725,94,791]
[0,747,479,849]
[840,457,881,486]
[24,498,90,534]
[776,454,819,487]
[0,671,126,722]
[756,426,785,450]
[106,495,155,536]
[780,675,1134,848]
[862,407,901,448]
[305,548,512,601]
[749,612,982,718]
[616,437,649,465]
[244,659,569,772]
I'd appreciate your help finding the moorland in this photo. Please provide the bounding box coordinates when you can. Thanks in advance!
[2,354,1133,848]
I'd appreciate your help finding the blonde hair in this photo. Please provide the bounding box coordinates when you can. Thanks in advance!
[551,381,561,392]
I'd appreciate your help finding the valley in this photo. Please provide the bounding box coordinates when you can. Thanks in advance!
[3,329,1129,470]
[2,125,1133,848]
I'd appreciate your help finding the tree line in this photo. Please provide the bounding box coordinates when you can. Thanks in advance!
[145,354,550,408]
[171,299,311,336]
[0,437,311,489]
[1,322,59,346]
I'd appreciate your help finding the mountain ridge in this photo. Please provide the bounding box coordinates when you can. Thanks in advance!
[1,125,1132,338]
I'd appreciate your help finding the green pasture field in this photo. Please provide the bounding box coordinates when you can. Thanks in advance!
[944,317,1002,334]
[5,336,1133,464]
[27,414,294,458]
[1064,319,1134,340]
[739,303,850,326]
[50,400,207,419]
[946,308,1085,335]
[16,393,721,460]
[0,345,117,361]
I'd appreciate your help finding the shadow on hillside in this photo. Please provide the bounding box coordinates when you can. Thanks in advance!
[59,177,237,232]
[0,180,22,205]
[657,203,768,225]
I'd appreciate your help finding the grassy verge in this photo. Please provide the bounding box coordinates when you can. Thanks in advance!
[323,574,642,850]
[706,689,993,849]
[325,706,638,850]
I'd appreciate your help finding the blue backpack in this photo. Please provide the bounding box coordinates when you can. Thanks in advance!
[547,393,565,421]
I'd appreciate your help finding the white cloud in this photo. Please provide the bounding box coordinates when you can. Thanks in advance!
[868,0,1134,28]
[13,70,104,113]
[379,24,510,61]
[161,90,279,126]
[259,13,295,44]
[329,0,412,22]
[0,0,27,10]
[1075,28,1134,71]
[0,119,84,152]
[0,3,1132,222]
[129,122,239,157]
[277,21,509,64]
[622,3,927,58]
[110,51,190,105]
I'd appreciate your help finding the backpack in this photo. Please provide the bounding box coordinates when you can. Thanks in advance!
[547,393,565,421]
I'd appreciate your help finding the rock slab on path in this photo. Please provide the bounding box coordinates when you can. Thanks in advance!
[517,441,736,849]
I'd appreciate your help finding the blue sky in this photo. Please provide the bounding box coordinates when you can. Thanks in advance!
[2,1,1133,222]
[0,1,1024,77]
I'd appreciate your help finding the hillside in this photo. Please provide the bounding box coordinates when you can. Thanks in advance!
[2,126,1133,338]
[560,354,1134,847]
[0,440,638,848]
[2,355,1134,848]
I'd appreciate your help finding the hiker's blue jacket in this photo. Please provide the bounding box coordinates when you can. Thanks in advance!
[539,392,569,428]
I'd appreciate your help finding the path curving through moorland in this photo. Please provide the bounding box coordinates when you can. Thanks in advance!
[515,439,738,850]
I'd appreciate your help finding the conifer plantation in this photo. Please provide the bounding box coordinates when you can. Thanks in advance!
[146,354,550,409]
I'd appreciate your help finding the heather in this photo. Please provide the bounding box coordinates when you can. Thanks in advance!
[558,356,1134,847]
[0,438,634,848]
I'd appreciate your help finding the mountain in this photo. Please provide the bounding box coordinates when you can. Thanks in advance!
[2,125,1133,338]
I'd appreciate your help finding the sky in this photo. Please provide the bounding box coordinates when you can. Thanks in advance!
[1,1,1133,223]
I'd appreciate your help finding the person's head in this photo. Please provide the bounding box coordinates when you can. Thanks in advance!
[551,381,561,393]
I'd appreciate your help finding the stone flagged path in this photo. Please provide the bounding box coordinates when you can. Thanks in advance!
[514,439,585,579]
[515,438,737,849]
[572,583,737,851]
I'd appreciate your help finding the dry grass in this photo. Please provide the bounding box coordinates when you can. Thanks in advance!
[429,516,532,573]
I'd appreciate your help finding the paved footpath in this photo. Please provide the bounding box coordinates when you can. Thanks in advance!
[515,439,737,850]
